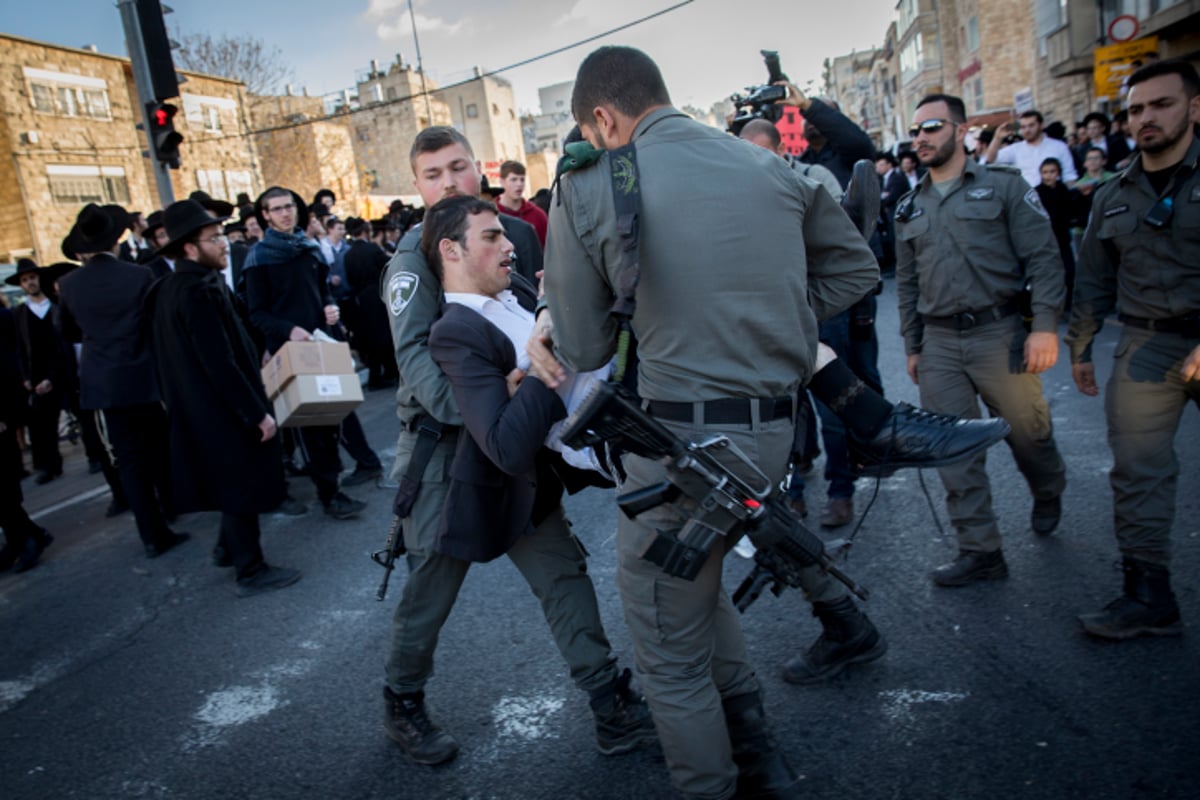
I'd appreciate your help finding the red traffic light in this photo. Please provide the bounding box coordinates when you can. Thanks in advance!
[154,107,169,126]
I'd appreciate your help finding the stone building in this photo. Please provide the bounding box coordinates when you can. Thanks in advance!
[0,33,258,265]
[250,93,362,214]
[433,68,525,187]
[825,49,881,132]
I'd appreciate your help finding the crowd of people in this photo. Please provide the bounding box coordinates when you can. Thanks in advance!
[1,42,1196,800]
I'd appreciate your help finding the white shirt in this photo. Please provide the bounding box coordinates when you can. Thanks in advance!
[994,136,1079,186]
[26,297,51,320]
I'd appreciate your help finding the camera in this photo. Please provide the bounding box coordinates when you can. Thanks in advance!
[727,50,789,136]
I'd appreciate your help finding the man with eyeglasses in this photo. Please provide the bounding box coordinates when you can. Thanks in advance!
[895,94,1067,587]
[1067,59,1200,640]
[149,198,302,597]
[984,108,1078,188]
[243,187,367,520]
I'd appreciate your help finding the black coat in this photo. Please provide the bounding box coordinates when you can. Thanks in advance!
[344,238,391,350]
[243,234,332,354]
[797,99,877,189]
[149,260,284,515]
[12,302,69,390]
[56,253,159,410]
[498,215,543,284]
[428,278,568,562]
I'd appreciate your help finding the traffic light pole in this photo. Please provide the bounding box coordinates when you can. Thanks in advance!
[118,0,175,207]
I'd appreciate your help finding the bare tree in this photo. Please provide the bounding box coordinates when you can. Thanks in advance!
[174,33,294,96]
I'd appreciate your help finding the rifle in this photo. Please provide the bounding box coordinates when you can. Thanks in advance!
[560,382,867,612]
[371,513,405,601]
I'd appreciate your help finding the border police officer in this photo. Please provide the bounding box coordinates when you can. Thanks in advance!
[896,93,1068,587]
[1068,59,1200,640]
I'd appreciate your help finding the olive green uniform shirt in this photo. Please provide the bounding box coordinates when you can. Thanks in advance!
[544,107,879,402]
[894,158,1066,356]
[1067,136,1200,364]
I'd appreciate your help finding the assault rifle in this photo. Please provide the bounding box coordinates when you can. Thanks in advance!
[559,382,868,611]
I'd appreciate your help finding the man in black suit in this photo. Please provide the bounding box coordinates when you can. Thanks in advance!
[7,259,67,484]
[56,204,188,559]
[385,193,653,765]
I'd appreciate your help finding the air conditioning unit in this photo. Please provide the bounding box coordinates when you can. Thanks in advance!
[19,131,40,145]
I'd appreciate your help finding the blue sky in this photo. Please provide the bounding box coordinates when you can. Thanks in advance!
[2,0,897,114]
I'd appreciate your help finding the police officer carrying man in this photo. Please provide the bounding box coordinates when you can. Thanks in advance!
[378,126,654,766]
[896,93,1068,587]
[532,46,882,800]
[1068,59,1200,639]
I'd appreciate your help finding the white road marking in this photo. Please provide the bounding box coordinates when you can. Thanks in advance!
[878,688,969,724]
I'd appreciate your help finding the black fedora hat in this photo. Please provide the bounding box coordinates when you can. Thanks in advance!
[253,187,309,233]
[189,190,235,217]
[158,199,229,255]
[62,203,132,259]
[143,209,165,236]
[41,261,79,289]
[4,258,39,287]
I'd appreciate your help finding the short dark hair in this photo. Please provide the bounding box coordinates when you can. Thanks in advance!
[420,195,497,283]
[739,118,782,148]
[898,150,919,166]
[261,186,292,204]
[1127,58,1200,98]
[409,126,474,171]
[1084,146,1107,161]
[875,151,897,167]
[571,46,671,125]
[499,160,526,179]
[1019,109,1044,124]
[1040,157,1062,174]
[1081,112,1110,131]
[915,93,967,124]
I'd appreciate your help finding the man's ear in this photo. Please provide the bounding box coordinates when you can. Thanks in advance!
[438,237,459,264]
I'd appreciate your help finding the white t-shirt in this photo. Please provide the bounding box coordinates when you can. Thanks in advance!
[994,136,1079,187]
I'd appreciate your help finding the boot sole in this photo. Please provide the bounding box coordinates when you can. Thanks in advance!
[596,729,658,756]
[853,431,1009,478]
[1078,617,1183,640]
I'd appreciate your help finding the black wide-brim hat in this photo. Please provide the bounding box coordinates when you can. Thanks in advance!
[253,187,309,233]
[42,261,79,288]
[4,257,39,286]
[158,198,229,255]
[62,203,132,260]
[189,190,235,217]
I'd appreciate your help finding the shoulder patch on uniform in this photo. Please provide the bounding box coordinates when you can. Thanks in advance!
[986,163,1022,176]
[1023,188,1049,219]
[966,186,995,201]
[387,271,419,317]
[1103,204,1130,218]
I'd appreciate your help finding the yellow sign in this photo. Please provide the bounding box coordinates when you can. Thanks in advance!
[1093,37,1159,101]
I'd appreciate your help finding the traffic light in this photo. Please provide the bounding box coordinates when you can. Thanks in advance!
[135,0,179,102]
[147,101,183,168]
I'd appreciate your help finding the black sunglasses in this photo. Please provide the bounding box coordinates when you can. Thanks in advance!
[908,119,957,138]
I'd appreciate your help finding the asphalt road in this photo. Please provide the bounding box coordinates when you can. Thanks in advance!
[2,280,1198,800]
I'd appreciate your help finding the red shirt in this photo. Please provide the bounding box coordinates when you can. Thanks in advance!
[497,198,548,247]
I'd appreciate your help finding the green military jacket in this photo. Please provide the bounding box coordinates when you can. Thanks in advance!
[544,107,879,402]
[1067,135,1200,364]
[894,158,1065,356]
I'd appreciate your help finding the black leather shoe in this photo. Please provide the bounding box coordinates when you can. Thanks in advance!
[34,469,62,485]
[236,565,302,597]
[932,549,1008,587]
[341,465,383,487]
[324,492,366,520]
[383,687,460,765]
[1031,495,1062,535]
[144,531,190,559]
[106,498,130,518]
[14,532,53,573]
[782,597,887,684]
[848,403,1011,478]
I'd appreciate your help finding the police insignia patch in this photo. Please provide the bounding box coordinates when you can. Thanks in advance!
[1023,189,1049,219]
[388,272,419,317]
[966,187,995,201]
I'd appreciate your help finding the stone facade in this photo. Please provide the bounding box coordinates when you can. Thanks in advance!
[433,69,525,187]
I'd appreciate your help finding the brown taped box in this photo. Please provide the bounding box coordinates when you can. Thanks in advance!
[261,341,356,400]
[273,373,364,428]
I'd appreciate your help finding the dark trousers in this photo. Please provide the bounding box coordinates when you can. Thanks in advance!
[0,428,40,549]
[220,512,266,581]
[339,411,381,471]
[296,425,340,505]
[27,391,63,474]
[100,403,173,548]
[75,398,126,504]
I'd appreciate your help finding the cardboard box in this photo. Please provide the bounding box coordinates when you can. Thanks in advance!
[273,373,364,428]
[261,341,355,400]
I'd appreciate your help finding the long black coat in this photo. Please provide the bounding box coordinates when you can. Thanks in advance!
[149,260,284,515]
[343,238,391,352]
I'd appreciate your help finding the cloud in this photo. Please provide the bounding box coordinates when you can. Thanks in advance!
[375,11,463,41]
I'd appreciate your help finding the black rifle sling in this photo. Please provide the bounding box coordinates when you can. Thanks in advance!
[392,416,445,519]
[607,143,641,389]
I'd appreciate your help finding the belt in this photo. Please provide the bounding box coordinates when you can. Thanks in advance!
[646,396,794,425]
[922,299,1019,331]
[1118,314,1200,337]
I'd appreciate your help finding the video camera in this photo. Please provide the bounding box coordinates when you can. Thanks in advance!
[728,50,789,136]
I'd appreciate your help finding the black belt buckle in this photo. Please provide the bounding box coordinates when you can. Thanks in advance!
[960,311,977,329]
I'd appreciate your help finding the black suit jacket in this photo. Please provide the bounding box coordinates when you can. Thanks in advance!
[498,215,542,284]
[428,276,566,562]
[881,170,910,216]
[56,253,159,410]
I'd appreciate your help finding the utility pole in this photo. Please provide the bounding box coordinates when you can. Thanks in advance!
[407,0,434,124]
[117,0,176,206]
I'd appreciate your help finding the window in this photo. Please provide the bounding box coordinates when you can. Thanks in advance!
[47,165,129,205]
[966,17,979,52]
[202,105,221,132]
[196,169,226,197]
[466,103,479,118]
[386,87,397,101]
[973,78,984,112]
[225,171,252,200]
[24,68,112,120]
[182,94,236,132]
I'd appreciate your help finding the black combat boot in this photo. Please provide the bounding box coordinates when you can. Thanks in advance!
[383,687,460,765]
[931,549,1008,587]
[589,668,657,755]
[782,597,887,685]
[847,403,1011,477]
[721,691,802,799]
[1078,558,1182,640]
